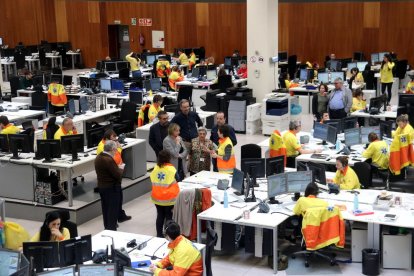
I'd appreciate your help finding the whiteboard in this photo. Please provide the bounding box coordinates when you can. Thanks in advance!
[152,30,165,49]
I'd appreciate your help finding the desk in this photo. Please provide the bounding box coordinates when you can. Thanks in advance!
[1,59,17,81]
[176,77,248,90]
[350,109,397,121]
[25,58,40,71]
[0,101,30,110]
[1,109,46,123]
[66,52,81,70]
[92,230,206,275]
[289,84,334,114]
[45,54,62,69]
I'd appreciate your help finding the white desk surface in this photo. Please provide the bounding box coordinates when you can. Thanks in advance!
[350,109,397,119]
[42,106,120,126]
[0,101,30,109]
[1,109,45,122]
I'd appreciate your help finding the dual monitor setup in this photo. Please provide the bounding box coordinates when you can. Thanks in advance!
[347,61,368,71]
[100,79,125,93]
[371,52,390,64]
[190,66,217,81]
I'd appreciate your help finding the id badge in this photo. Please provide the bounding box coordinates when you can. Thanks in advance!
[200,158,205,162]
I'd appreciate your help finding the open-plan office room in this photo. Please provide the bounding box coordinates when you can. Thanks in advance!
[1,0,414,275]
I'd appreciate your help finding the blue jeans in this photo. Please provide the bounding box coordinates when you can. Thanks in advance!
[132,70,142,78]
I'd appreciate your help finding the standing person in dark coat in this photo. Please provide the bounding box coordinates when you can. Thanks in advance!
[149,111,170,157]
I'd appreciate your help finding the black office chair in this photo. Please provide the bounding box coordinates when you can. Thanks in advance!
[118,68,130,81]
[32,75,44,86]
[218,75,232,92]
[394,59,408,80]
[30,87,48,110]
[362,70,376,90]
[177,85,193,103]
[353,162,372,189]
[111,101,137,134]
[200,89,221,112]
[241,144,261,160]
[287,55,298,81]
[279,78,287,89]
[95,72,108,79]
[9,76,20,97]
[63,75,73,86]
[205,222,218,276]
[52,67,63,75]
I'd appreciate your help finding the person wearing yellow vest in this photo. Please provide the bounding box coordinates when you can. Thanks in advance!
[30,211,70,242]
[175,50,189,66]
[149,221,203,275]
[54,118,77,140]
[137,102,151,127]
[0,116,20,134]
[168,66,184,91]
[362,132,389,170]
[42,117,59,139]
[97,129,123,165]
[125,52,141,78]
[380,54,395,104]
[331,156,360,190]
[156,57,171,78]
[148,95,163,123]
[211,125,236,174]
[394,114,414,142]
[269,130,287,166]
[293,183,329,216]
[150,150,180,237]
[188,51,196,70]
[406,77,414,94]
[48,82,67,114]
[282,121,322,168]
[351,89,366,112]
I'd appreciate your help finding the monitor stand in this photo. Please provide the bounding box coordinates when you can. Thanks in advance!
[317,140,327,145]
[292,192,301,201]
[268,197,281,204]
[11,148,20,160]
[71,140,80,161]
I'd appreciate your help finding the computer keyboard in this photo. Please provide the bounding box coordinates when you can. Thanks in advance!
[310,154,329,159]
[18,153,34,159]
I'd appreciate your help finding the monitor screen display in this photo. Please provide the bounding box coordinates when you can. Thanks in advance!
[266,156,285,177]
[344,128,360,147]
[378,52,388,61]
[150,78,161,91]
[330,72,345,82]
[206,70,216,80]
[100,79,111,91]
[299,69,308,81]
[356,61,368,72]
[241,158,266,178]
[105,62,116,72]
[317,72,329,83]
[231,168,244,194]
[146,55,156,65]
[224,57,232,67]
[371,53,379,64]
[342,117,357,130]
[78,264,116,276]
[347,62,357,71]
[360,126,381,144]
[380,120,393,139]
[313,122,329,141]
[287,171,313,193]
[324,119,342,134]
[329,60,338,71]
[307,162,327,185]
[191,67,200,78]
[0,249,20,275]
[267,173,288,199]
[111,79,124,91]
[129,91,143,105]
[38,266,75,275]
[278,52,288,62]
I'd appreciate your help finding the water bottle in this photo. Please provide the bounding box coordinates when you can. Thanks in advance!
[223,190,229,208]
[335,139,340,151]
[353,193,359,211]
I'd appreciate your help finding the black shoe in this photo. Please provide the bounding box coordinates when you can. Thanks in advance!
[118,216,132,223]
[94,187,99,193]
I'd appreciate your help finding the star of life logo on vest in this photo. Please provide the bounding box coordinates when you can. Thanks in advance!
[157,172,166,181]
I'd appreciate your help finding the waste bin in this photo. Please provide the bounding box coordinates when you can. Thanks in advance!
[362,248,380,275]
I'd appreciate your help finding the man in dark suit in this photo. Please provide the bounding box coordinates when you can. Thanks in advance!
[94,140,124,230]
[149,110,169,157]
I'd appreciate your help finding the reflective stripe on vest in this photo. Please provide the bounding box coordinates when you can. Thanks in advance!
[217,137,236,174]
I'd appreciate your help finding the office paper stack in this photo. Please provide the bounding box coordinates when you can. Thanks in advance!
[245,103,262,135]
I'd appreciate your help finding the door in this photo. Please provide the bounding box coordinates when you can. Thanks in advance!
[108,25,130,60]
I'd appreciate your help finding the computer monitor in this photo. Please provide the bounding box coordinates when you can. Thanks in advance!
[329,60,339,71]
[105,62,117,72]
[100,79,111,92]
[113,249,131,273]
[79,97,89,113]
[37,266,75,276]
[117,61,128,70]
[369,95,387,113]
[123,267,152,276]
[324,119,343,133]
[231,168,245,196]
[326,124,338,145]
[299,69,308,81]
[378,52,388,61]
[224,57,232,67]
[206,69,216,81]
[78,264,116,276]
[356,61,368,72]
[191,67,200,78]
[342,117,357,130]
[330,71,345,82]
[360,126,381,144]
[267,173,288,203]
[278,52,288,62]
[317,72,329,83]
[371,53,379,64]
[353,52,364,62]
[198,65,207,77]
[286,171,313,193]
[146,55,156,65]
[36,140,61,162]
[59,235,92,266]
[307,162,327,185]
[266,156,285,177]
[164,104,179,113]
[129,90,143,105]
[313,122,329,143]
[0,248,20,276]
[344,128,361,147]
[347,62,357,71]
[60,134,84,161]
[8,134,31,159]
[111,79,124,92]
[87,126,105,148]
[0,134,9,152]
[240,158,266,179]
[22,241,60,273]
[150,78,161,91]
[380,120,393,139]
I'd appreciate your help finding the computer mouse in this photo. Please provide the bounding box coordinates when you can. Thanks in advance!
[84,153,89,157]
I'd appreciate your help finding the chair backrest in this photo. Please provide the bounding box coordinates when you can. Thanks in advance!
[9,76,21,96]
[63,75,73,86]
[120,101,137,122]
[204,89,221,112]
[353,162,372,188]
[218,75,232,91]
[31,91,48,110]
[279,78,286,89]
[177,85,193,103]
[52,67,62,75]
[45,124,60,139]
[363,70,375,90]
[119,67,130,79]
[395,59,408,79]
[241,144,261,160]
[288,55,298,80]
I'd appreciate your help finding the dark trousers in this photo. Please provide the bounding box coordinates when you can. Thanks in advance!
[381,82,393,103]
[212,158,218,172]
[118,189,127,221]
[286,156,297,168]
[155,205,173,238]
[329,108,347,120]
[99,186,121,231]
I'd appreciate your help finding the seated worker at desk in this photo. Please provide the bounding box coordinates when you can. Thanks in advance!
[149,220,203,276]
[293,182,329,216]
[211,68,227,84]
[237,61,248,79]
[138,101,152,127]
[149,95,164,123]
[54,118,77,140]
[169,66,184,91]
[351,89,366,112]
[42,117,59,139]
[125,52,142,78]
[18,70,33,89]
[188,50,196,70]
[362,132,389,170]
[306,61,319,81]
[320,113,330,123]
[30,211,70,242]
[0,115,20,134]
[348,67,364,90]
[405,73,414,94]
[211,124,236,174]
[174,50,189,66]
[48,82,67,114]
[330,156,360,190]
[282,121,322,168]
[156,56,171,78]
[393,114,414,142]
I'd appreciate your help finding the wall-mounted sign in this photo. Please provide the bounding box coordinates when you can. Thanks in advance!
[152,30,164,49]
[139,18,152,27]
[114,20,121,24]
[131,18,137,26]
[258,56,264,63]
[250,56,257,63]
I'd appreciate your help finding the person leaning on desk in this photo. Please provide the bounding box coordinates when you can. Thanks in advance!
[282,121,322,168]
[0,115,20,134]
[53,118,77,140]
[329,156,361,190]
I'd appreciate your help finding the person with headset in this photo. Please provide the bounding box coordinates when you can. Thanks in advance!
[282,121,322,168]
[30,211,70,242]
[362,132,389,170]
[330,156,360,190]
